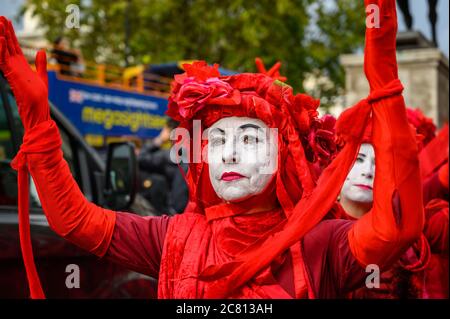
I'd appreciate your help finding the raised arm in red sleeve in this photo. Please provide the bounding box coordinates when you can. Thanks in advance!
[0,17,117,298]
[347,0,424,270]
[0,16,116,257]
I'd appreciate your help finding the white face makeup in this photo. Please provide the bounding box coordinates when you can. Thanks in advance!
[207,117,278,202]
[341,143,375,204]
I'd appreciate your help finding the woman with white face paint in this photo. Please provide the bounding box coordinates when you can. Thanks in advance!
[207,117,278,204]
[340,143,375,219]
[0,0,424,299]
[337,136,429,299]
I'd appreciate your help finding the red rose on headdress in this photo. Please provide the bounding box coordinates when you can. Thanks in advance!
[170,61,221,96]
[308,114,337,167]
[291,93,320,133]
[167,61,240,121]
[183,61,221,81]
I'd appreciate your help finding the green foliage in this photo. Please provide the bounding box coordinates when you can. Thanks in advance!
[22,0,365,108]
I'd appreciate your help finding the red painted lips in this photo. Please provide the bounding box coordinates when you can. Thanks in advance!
[221,172,245,181]
[354,184,373,191]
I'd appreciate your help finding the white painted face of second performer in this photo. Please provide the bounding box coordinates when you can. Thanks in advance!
[207,117,278,202]
[341,143,375,203]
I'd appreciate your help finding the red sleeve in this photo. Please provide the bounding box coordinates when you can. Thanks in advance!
[347,0,423,270]
[347,92,424,269]
[302,219,367,298]
[28,147,116,257]
[104,213,170,278]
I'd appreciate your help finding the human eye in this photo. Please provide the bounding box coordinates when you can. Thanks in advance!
[356,156,364,163]
[241,134,259,145]
[210,135,225,147]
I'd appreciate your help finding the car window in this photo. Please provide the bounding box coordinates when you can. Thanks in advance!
[0,92,18,206]
[6,92,24,143]
[3,91,78,209]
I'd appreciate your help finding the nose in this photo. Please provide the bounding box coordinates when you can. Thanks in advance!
[361,171,373,179]
[222,138,238,164]
[361,162,374,179]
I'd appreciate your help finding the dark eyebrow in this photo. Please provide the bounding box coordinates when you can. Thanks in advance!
[238,124,261,130]
[210,128,225,134]
[357,153,366,158]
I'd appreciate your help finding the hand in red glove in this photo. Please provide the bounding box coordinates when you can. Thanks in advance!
[363,0,399,91]
[0,17,49,130]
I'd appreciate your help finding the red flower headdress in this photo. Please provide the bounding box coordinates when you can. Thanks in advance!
[307,114,339,167]
[255,57,287,82]
[166,61,325,209]
[167,61,241,121]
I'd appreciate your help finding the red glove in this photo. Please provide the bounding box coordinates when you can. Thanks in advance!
[0,17,49,130]
[364,0,399,91]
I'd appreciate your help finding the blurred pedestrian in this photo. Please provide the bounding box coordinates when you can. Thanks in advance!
[51,36,84,76]
[138,118,188,214]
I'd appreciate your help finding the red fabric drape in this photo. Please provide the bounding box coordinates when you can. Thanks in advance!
[419,124,449,180]
[10,120,61,299]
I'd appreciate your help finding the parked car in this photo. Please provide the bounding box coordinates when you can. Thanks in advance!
[0,74,157,298]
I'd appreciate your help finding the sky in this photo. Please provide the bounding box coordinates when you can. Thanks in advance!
[1,0,449,57]
[396,0,449,56]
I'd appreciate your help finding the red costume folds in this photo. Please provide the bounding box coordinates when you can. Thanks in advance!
[421,129,449,298]
[339,205,431,299]
[0,0,424,299]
